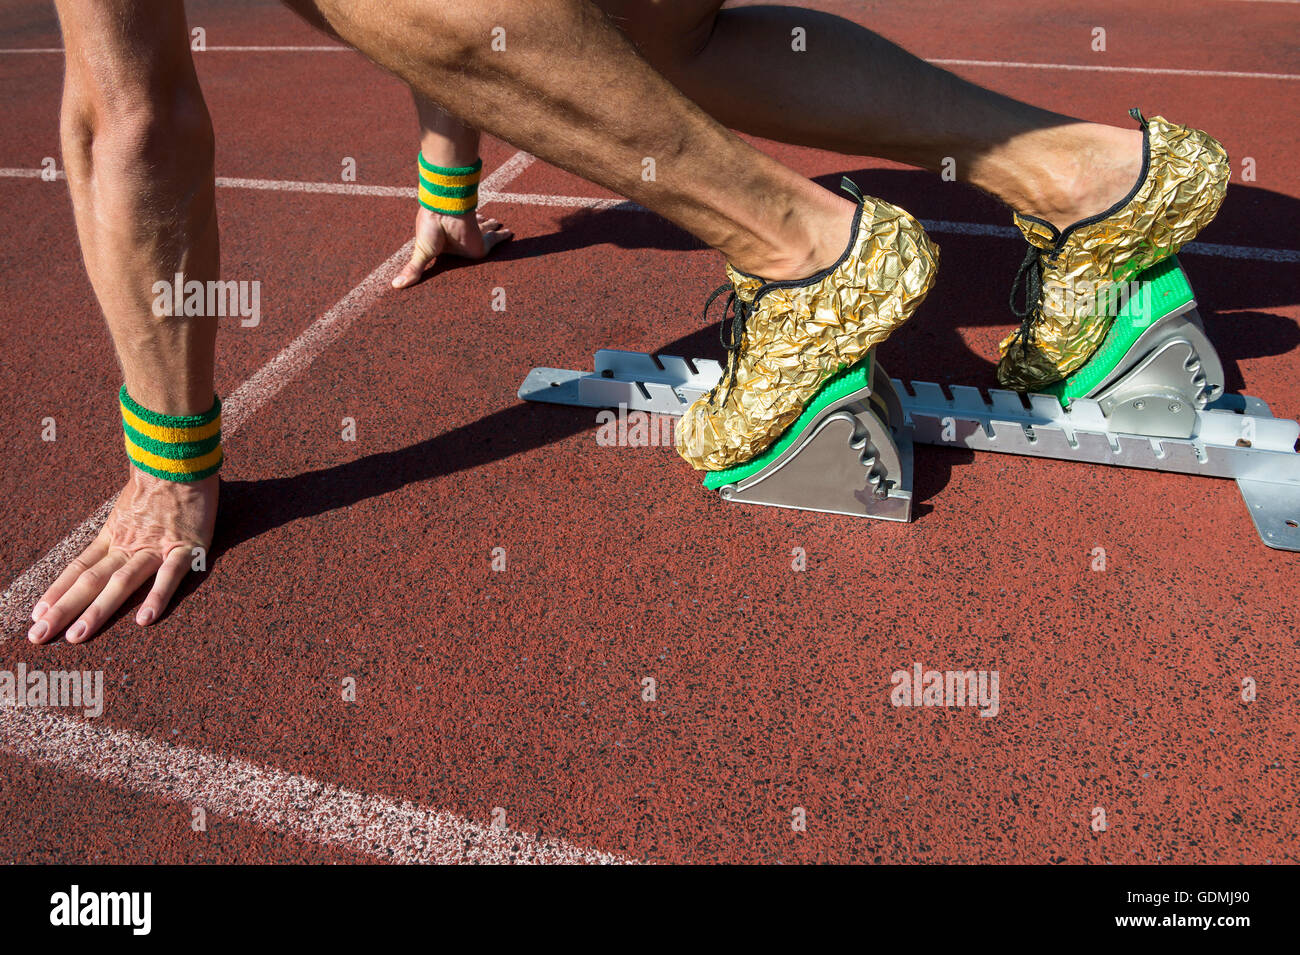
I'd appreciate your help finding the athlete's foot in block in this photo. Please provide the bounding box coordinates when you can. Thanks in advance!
[995,113,1228,391]
[677,189,939,471]
[391,207,513,288]
[1021,125,1145,232]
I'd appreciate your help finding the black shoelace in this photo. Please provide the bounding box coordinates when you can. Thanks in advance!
[702,282,754,407]
[1007,243,1056,348]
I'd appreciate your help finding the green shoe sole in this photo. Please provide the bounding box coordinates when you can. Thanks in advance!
[702,354,875,490]
[1044,256,1195,405]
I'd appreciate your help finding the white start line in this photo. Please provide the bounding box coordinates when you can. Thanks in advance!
[0,705,627,864]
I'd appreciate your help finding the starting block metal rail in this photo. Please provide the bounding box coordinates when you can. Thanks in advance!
[519,278,1300,552]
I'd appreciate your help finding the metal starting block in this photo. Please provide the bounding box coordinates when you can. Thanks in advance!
[519,266,1300,552]
[520,349,914,521]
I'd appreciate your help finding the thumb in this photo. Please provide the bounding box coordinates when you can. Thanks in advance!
[392,222,445,289]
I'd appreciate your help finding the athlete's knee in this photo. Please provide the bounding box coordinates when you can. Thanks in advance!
[595,0,722,68]
[309,0,531,69]
[61,65,213,184]
[56,0,210,158]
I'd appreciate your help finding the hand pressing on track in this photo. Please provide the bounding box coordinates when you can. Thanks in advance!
[28,469,218,645]
[391,206,512,289]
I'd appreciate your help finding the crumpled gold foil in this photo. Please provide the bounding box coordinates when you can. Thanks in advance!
[997,114,1230,391]
[676,196,938,471]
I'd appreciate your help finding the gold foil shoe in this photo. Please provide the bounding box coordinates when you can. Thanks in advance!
[997,109,1230,392]
[676,179,938,471]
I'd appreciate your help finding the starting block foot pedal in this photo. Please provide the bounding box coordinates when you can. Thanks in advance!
[900,256,1300,551]
[701,354,912,520]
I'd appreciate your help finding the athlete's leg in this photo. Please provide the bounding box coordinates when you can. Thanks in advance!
[292,0,938,473]
[292,0,856,282]
[592,1,1234,396]
[598,0,1142,231]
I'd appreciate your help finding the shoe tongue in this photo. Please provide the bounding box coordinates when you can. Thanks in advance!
[725,263,765,303]
[1012,212,1059,249]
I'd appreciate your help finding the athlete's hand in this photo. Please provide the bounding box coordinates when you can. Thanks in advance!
[27,469,218,644]
[391,206,512,289]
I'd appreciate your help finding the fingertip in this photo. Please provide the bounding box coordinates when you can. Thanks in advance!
[137,606,156,626]
[31,601,48,622]
[65,620,88,644]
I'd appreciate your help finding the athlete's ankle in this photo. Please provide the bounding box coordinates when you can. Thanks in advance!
[732,194,857,282]
[1010,124,1144,231]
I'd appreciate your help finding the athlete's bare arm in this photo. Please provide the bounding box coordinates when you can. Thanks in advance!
[36,0,873,641]
[29,0,219,644]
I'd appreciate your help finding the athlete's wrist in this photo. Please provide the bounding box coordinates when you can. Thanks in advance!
[417,153,482,217]
[119,385,224,483]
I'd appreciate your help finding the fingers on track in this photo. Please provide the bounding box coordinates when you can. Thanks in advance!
[29,546,130,644]
[135,546,195,627]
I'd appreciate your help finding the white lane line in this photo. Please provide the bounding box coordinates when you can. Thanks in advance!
[3,44,1295,80]
[4,168,536,204]
[0,151,533,634]
[485,191,640,211]
[0,168,57,179]
[1,167,538,199]
[479,150,535,191]
[220,239,413,432]
[10,167,1294,262]
[9,169,1293,263]
[929,58,1300,82]
[217,176,413,197]
[0,707,627,864]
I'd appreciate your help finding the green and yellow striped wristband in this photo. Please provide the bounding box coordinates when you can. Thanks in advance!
[120,386,223,482]
[417,153,481,215]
